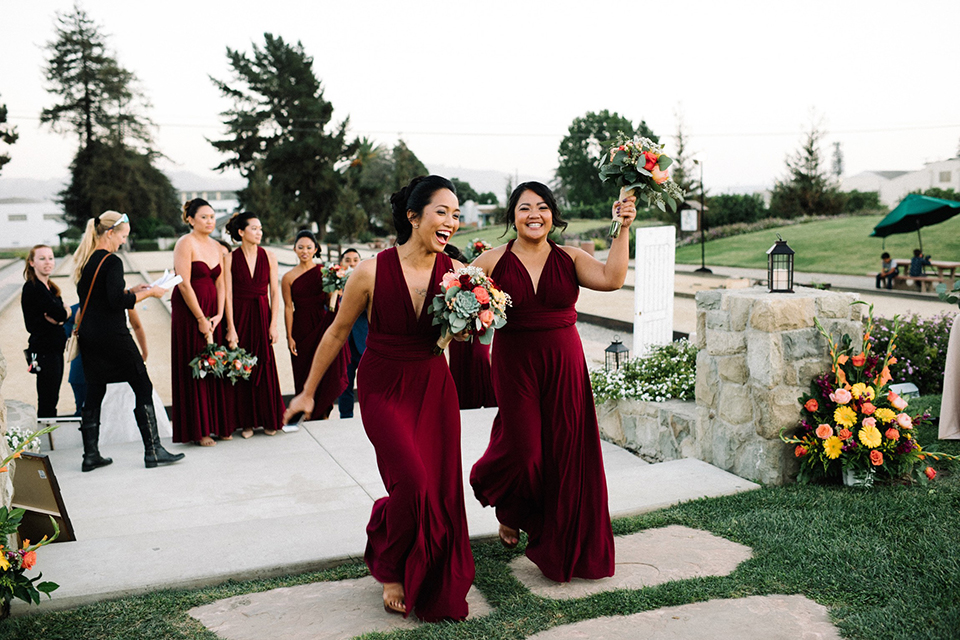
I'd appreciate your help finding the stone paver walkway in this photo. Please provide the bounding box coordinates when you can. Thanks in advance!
[510,525,752,599]
[526,594,841,640]
[189,578,491,640]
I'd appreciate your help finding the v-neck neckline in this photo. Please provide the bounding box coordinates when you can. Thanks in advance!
[239,247,258,280]
[394,248,438,324]
[509,240,553,297]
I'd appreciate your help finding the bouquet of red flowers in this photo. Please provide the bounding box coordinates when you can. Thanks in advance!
[223,346,258,385]
[321,264,351,310]
[189,343,257,383]
[462,238,493,263]
[428,266,511,355]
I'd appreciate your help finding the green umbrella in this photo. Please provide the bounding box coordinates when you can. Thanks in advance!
[870,193,960,253]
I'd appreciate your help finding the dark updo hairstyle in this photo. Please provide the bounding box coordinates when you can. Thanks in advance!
[182,198,211,225]
[294,229,320,258]
[225,211,259,242]
[389,175,457,245]
[503,181,568,236]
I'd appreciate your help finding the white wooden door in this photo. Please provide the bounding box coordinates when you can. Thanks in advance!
[633,226,675,356]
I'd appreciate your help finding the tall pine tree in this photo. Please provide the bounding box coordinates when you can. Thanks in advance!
[769,117,844,219]
[0,96,17,175]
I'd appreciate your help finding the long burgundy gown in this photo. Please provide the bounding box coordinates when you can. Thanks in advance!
[448,340,496,409]
[470,240,615,582]
[358,247,474,622]
[229,247,285,432]
[289,265,348,417]
[171,261,231,442]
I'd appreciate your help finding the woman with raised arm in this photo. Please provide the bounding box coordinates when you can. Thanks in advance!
[171,199,230,446]
[224,212,285,438]
[469,182,636,582]
[284,176,474,621]
[73,211,184,470]
[21,245,69,418]
[281,231,348,421]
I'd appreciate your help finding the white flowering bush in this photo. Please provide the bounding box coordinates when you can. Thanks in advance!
[6,425,41,455]
[590,339,697,403]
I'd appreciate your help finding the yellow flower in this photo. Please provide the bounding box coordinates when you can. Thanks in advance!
[863,386,876,401]
[0,552,8,571]
[851,383,867,399]
[823,436,843,459]
[834,405,857,428]
[859,424,882,448]
[874,408,896,423]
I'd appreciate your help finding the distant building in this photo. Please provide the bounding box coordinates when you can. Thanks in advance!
[178,190,240,219]
[459,201,500,228]
[0,199,68,250]
[842,158,960,207]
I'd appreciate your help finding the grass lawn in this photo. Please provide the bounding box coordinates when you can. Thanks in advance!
[3,398,958,640]
[676,214,960,276]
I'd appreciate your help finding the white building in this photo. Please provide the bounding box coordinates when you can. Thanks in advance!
[842,158,960,207]
[0,199,68,250]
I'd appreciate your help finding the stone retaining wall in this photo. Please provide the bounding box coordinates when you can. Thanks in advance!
[0,349,13,507]
[598,286,863,485]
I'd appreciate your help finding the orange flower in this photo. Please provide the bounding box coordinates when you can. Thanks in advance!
[804,399,818,412]
[885,428,900,440]
[861,402,876,415]
[836,354,849,365]
[642,150,660,171]
[851,353,866,367]
[838,428,852,440]
[795,445,808,457]
[0,467,7,473]
[836,368,848,387]
[816,424,834,439]
[875,366,892,388]
[21,550,37,570]
[651,166,670,184]
[888,356,897,365]
[870,450,883,466]
[925,466,937,480]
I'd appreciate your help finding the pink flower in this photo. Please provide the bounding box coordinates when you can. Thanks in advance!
[651,166,669,184]
[896,413,913,429]
[887,391,908,411]
[861,402,876,415]
[473,286,490,305]
[926,466,937,480]
[442,272,460,290]
[815,424,833,439]
[830,388,853,404]
[862,417,877,429]
[479,309,495,327]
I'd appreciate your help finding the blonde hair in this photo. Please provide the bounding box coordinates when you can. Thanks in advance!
[72,211,128,283]
[24,244,61,297]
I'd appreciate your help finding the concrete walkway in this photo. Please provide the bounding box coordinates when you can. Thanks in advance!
[11,407,757,616]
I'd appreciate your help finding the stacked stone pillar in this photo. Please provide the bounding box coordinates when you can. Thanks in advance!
[0,349,12,508]
[693,287,863,485]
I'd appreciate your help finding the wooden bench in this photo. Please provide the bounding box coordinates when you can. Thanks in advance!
[891,273,942,292]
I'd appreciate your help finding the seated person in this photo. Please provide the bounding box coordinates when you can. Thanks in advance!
[876,252,899,289]
[909,249,931,278]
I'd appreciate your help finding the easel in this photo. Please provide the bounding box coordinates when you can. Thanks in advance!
[10,453,75,543]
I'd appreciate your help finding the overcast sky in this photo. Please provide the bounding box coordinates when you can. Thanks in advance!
[2,0,959,195]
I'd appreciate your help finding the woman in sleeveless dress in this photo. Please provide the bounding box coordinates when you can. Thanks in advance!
[281,230,348,420]
[224,212,285,438]
[171,199,230,446]
[470,182,636,582]
[284,176,474,621]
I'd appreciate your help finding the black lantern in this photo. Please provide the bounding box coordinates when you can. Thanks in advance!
[604,336,630,371]
[766,234,795,293]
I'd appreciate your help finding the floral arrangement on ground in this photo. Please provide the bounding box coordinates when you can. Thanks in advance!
[590,339,697,403]
[781,303,956,485]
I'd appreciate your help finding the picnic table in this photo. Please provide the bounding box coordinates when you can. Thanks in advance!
[893,259,960,292]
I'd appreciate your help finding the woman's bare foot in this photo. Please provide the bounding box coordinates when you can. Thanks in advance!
[499,523,520,549]
[264,429,277,436]
[220,433,233,441]
[382,582,406,614]
[241,428,254,439]
[197,437,216,447]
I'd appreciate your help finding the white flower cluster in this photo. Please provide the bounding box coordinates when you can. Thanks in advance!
[6,425,41,454]
[589,339,697,403]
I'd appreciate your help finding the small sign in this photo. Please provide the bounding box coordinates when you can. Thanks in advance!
[681,209,699,232]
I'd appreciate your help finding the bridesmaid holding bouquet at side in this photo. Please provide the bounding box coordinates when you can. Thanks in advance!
[470,182,636,583]
[284,176,474,621]
[224,212,285,438]
[281,230,348,420]
[172,199,230,446]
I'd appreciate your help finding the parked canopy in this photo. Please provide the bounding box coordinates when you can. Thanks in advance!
[870,193,960,252]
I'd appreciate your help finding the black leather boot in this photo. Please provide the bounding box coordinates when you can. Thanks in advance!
[80,406,112,472]
[134,404,185,468]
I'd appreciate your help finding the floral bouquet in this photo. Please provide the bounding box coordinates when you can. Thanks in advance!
[462,238,493,263]
[597,134,685,238]
[781,302,955,486]
[223,346,258,385]
[189,343,229,380]
[428,266,511,355]
[321,264,351,310]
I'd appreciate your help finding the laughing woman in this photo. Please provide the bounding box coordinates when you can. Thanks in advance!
[469,182,635,582]
[284,176,474,621]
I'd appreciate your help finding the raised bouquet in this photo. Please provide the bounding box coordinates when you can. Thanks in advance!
[321,264,351,310]
[428,266,511,355]
[189,343,256,383]
[462,238,493,263]
[781,302,955,486]
[597,134,685,238]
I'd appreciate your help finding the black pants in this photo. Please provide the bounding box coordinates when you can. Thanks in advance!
[35,352,64,418]
[876,269,898,289]
[84,371,153,416]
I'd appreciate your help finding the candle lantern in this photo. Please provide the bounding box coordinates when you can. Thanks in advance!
[766,235,795,293]
[604,336,630,371]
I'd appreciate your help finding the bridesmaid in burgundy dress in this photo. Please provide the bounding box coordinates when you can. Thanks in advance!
[172,199,230,446]
[281,230,348,419]
[284,176,474,621]
[224,212,285,438]
[470,181,636,582]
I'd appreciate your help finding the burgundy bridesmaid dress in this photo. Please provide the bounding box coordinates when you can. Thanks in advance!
[171,261,231,442]
[229,247,285,432]
[470,239,615,582]
[358,247,474,622]
[289,265,348,417]
[448,339,496,409]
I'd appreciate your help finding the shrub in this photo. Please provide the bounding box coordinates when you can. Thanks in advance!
[590,339,697,403]
[133,240,160,252]
[842,189,881,212]
[871,312,954,395]
[705,193,767,227]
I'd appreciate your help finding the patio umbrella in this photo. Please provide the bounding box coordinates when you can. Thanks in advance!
[870,193,960,253]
